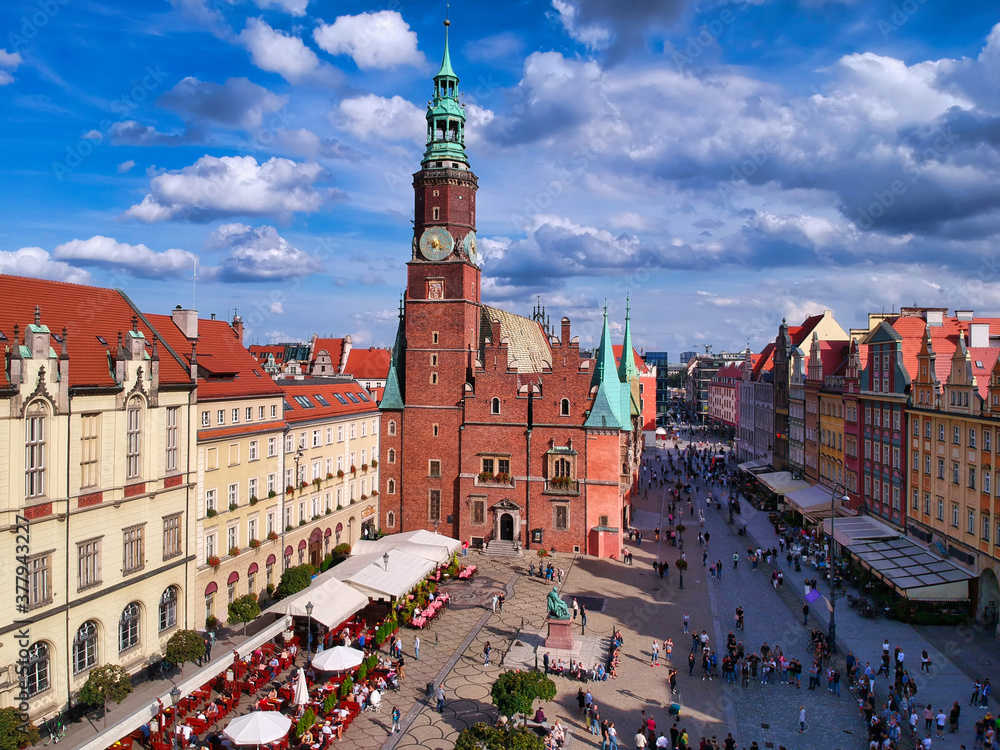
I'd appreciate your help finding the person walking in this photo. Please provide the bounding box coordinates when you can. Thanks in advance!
[498,594,505,613]
[733,552,739,569]
[981,678,992,707]
[581,605,588,630]
[651,639,660,666]
[483,642,492,667]
[543,652,550,675]
[802,603,809,626]
[572,598,580,620]
[683,613,690,634]
[390,706,401,734]
[798,706,806,733]
[491,594,498,613]
[590,703,601,735]
[414,635,420,660]
[601,719,610,750]
[634,729,648,749]
[921,650,931,674]
[608,722,618,750]
[435,684,445,713]
[935,708,946,737]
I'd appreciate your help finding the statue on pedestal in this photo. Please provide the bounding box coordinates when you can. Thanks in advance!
[546,587,571,620]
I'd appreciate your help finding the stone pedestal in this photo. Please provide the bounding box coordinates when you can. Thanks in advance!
[545,618,574,650]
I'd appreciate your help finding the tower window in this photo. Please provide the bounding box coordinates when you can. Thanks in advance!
[433,190,439,197]
[433,424,439,437]
[431,354,438,367]
[430,373,438,385]
[432,207,440,221]
[491,398,501,415]
[560,399,571,416]
[432,331,439,344]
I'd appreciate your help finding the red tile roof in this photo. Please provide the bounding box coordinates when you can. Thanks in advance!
[344,347,391,380]
[752,343,775,377]
[817,340,850,379]
[612,345,652,375]
[147,314,284,401]
[280,379,379,424]
[0,275,191,389]
[250,345,285,362]
[198,419,287,441]
[310,338,345,367]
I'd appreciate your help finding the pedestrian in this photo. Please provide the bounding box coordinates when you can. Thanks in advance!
[802,603,809,626]
[435,684,445,713]
[949,701,960,733]
[733,552,739,569]
[498,594,505,613]
[558,568,564,584]
[609,721,618,750]
[203,633,212,664]
[716,560,723,580]
[936,708,946,737]
[655,527,661,542]
[924,705,934,733]
[635,728,648,749]
[688,652,695,676]
[921,650,931,674]
[651,639,660,666]
[483,642,491,667]
[528,562,534,578]
[971,679,982,706]
[572,598,580,620]
[798,706,806,733]
[543,652,550,674]
[601,719,610,750]
[683,613,690,634]
[590,703,601,735]
[491,594,498,613]
[981,678,992,707]
[414,635,420,660]
[390,706,401,733]
[581,605,588,629]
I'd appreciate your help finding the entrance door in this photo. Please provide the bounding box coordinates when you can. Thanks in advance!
[309,541,321,569]
[500,513,514,541]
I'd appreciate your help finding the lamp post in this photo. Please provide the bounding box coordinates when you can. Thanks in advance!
[827,483,850,653]
[169,686,181,750]
[305,601,314,667]
[383,552,390,571]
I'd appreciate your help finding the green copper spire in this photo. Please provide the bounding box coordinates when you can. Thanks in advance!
[422,15,468,168]
[586,301,623,430]
[380,298,406,411]
[618,295,640,419]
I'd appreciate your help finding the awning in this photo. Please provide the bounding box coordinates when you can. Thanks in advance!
[353,538,455,566]
[331,549,438,600]
[847,537,972,601]
[822,515,900,548]
[785,485,853,521]
[376,529,462,556]
[270,567,369,628]
[738,458,770,472]
[756,471,812,495]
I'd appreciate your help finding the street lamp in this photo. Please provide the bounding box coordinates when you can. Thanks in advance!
[169,686,181,750]
[305,601,314,666]
[827,483,850,653]
[383,552,390,571]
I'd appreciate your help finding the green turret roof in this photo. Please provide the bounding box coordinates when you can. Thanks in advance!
[437,18,456,80]
[586,302,623,430]
[422,17,468,167]
[618,296,640,418]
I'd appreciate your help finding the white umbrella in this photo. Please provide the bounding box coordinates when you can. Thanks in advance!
[223,711,291,748]
[311,645,364,673]
[293,667,310,706]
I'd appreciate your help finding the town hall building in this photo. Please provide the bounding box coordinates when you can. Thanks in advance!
[378,21,643,557]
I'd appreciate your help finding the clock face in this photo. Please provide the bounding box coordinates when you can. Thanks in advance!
[464,231,479,267]
[419,226,454,261]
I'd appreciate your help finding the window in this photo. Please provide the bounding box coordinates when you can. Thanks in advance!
[983,513,991,541]
[206,591,215,621]
[326,428,334,444]
[969,466,977,490]
[217,410,224,425]
[554,505,569,530]
[970,429,977,448]
[164,407,178,472]
[259,406,265,420]
[119,603,140,652]
[925,421,931,439]
[73,621,98,674]
[268,437,277,458]
[429,490,441,522]
[80,413,100,488]
[433,424,439,437]
[491,398,500,415]
[387,511,395,528]
[432,331,439,345]
[986,470,993,495]
[472,498,485,524]
[229,443,240,466]
[313,430,321,447]
[267,511,275,535]
[126,397,143,480]
[388,449,396,464]
[986,430,993,452]
[891,486,900,510]
[246,407,253,422]
[248,570,256,596]
[206,488,217,513]
[913,419,919,437]
[388,421,396,436]
[350,423,356,439]
[285,435,294,453]
[874,409,880,427]
[123,525,144,574]
[924,455,931,474]
[939,424,945,441]
[299,432,306,449]
[228,483,239,508]
[911,489,919,510]
[25,401,46,498]
[937,499,944,521]
[955,426,961,445]
[953,462,960,484]
[952,503,959,527]
[23,643,49,696]
[968,509,976,534]
[271,404,277,419]
[78,538,101,590]
[201,411,210,427]
[923,493,930,515]
[429,460,441,477]
[892,447,899,469]
[361,422,367,437]
[560,398,570,416]
[938,459,945,480]
[430,354,438,367]
[228,524,238,551]
[159,586,178,631]
[163,514,182,559]
[386,479,396,495]
[554,458,572,478]
[24,552,51,611]
[232,408,239,423]
[249,440,258,461]
[312,461,321,480]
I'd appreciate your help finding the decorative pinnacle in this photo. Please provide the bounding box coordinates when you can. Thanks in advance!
[398,296,405,319]
[34,305,41,326]
[625,293,631,319]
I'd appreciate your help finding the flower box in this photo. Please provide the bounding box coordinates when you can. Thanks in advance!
[207,556,221,570]
[229,546,240,557]
[267,531,279,541]
[249,538,261,549]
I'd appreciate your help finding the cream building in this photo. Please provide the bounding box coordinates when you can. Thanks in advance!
[0,279,197,720]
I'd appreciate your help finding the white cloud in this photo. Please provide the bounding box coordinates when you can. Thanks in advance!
[551,0,611,51]
[254,0,309,16]
[158,76,287,129]
[336,94,424,142]
[270,301,284,314]
[272,128,363,160]
[238,18,323,83]
[313,11,424,70]
[54,236,196,279]
[206,223,323,281]
[118,160,136,173]
[0,247,90,283]
[0,48,22,85]
[122,155,328,223]
[82,129,102,140]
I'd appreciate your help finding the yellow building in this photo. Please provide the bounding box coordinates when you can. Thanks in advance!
[0,279,197,720]
[818,387,846,488]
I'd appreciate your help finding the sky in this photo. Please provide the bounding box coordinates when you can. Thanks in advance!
[2,0,999,359]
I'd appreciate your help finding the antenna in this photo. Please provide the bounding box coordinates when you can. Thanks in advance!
[192,258,198,310]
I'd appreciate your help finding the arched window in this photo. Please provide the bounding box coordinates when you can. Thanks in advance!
[25,400,47,498]
[126,397,143,480]
[388,420,396,436]
[119,603,140,652]
[560,399,570,416]
[554,458,571,478]
[387,511,395,528]
[387,449,396,464]
[491,398,500,415]
[24,642,50,696]
[387,479,396,494]
[158,586,178,632]
[73,621,98,674]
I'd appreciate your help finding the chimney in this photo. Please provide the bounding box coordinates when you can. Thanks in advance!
[926,310,944,327]
[339,335,352,374]
[969,322,990,348]
[561,317,571,346]
[171,305,198,339]
[955,310,974,321]
[232,311,244,343]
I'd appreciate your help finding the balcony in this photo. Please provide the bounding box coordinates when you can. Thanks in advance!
[544,479,580,495]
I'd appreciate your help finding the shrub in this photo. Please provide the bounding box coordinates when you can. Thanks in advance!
[165,629,206,674]
[229,503,239,512]
[456,723,544,750]
[489,670,556,718]
[0,706,38,749]
[333,543,351,557]
[79,664,134,725]
[249,496,258,506]
[206,508,217,518]
[268,490,277,498]
[276,564,313,599]
[295,708,316,738]
[205,615,220,632]
[339,676,353,700]
[337,469,345,479]
[323,692,338,714]
[228,594,262,635]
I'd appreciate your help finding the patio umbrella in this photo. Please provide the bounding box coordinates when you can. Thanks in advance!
[223,711,291,749]
[311,645,364,673]
[293,667,310,706]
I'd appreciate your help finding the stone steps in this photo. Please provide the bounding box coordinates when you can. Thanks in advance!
[485,539,522,557]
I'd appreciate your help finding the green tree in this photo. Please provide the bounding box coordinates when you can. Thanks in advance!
[276,564,314,599]
[78,664,133,726]
[165,629,207,675]
[489,670,556,718]
[228,594,262,635]
[455,723,544,750]
[295,708,317,738]
[0,708,39,750]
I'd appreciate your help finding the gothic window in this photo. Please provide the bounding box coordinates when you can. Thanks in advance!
[387,448,395,463]
[387,479,395,495]
[472,498,485,525]
[553,505,569,530]
[126,397,143,480]
[554,458,572,478]
[386,512,395,528]
[560,399,570,416]
[428,490,441,522]
[491,398,500,415]
[158,586,178,632]
[119,603,140,652]
[73,621,98,674]
[24,642,49,696]
[25,401,47,498]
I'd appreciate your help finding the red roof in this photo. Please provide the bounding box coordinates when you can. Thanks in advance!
[280,379,379,424]
[612,345,651,375]
[344,347,391,380]
[816,340,849,378]
[250,345,285,363]
[147,314,284,401]
[198,420,286,441]
[0,275,191,389]
[310,337,345,367]
[752,343,775,377]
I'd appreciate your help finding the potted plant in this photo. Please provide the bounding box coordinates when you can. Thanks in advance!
[249,538,261,549]
[371,489,379,497]
[268,489,277,499]
[206,508,217,518]
[249,496,258,506]
[286,485,295,495]
[229,502,239,511]
[478,470,494,482]
[313,478,322,490]
[285,524,293,532]
[337,469,345,479]
[299,481,308,490]
[229,546,240,557]
[326,472,334,480]
[371,459,378,469]
[360,494,368,501]
[299,519,307,526]
[361,463,369,472]
[267,531,279,541]
[325,508,332,515]
[350,465,357,475]
[312,514,321,521]
[207,555,221,571]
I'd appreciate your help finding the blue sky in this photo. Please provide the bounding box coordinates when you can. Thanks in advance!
[2,0,999,358]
